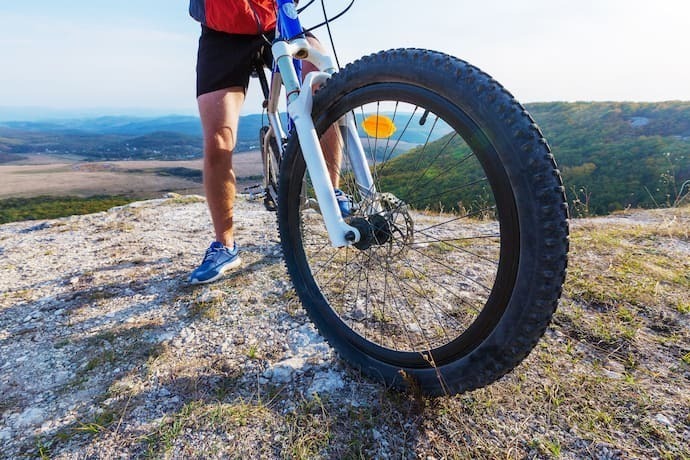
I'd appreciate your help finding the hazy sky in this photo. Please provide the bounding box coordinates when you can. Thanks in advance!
[1,0,689,118]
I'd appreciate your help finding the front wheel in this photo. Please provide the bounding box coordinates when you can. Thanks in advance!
[278,49,569,396]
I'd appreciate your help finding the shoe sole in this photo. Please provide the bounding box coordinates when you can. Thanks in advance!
[189,256,242,285]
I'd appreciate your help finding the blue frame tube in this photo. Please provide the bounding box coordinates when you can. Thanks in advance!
[274,0,303,129]
[275,0,304,40]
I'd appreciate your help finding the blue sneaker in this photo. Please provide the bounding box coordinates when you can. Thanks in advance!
[334,188,353,218]
[188,241,241,285]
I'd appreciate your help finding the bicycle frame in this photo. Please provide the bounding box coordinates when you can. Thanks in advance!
[266,0,375,247]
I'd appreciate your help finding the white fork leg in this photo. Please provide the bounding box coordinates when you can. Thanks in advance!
[271,39,370,247]
[288,71,360,247]
[275,63,360,247]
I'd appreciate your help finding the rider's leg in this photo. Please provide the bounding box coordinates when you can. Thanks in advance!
[197,87,245,248]
[320,122,343,189]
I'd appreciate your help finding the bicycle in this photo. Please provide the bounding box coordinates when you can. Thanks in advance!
[251,0,569,396]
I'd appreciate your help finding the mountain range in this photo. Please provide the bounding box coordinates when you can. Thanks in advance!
[1,101,689,215]
[0,114,261,160]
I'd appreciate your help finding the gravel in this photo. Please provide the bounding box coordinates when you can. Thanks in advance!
[2,196,688,458]
[0,194,351,458]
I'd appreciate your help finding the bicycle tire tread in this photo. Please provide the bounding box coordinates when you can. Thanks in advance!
[281,48,569,396]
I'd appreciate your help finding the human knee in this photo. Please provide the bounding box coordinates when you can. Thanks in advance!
[205,126,236,154]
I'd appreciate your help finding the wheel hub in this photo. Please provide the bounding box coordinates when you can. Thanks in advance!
[349,193,414,252]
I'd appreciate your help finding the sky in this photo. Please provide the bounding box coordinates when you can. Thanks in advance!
[1,0,689,119]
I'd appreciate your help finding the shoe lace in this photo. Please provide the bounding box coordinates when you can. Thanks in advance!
[202,245,222,263]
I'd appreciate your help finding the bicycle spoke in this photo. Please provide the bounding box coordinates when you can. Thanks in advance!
[376,246,486,323]
[409,234,500,245]
[405,177,489,207]
[416,205,497,233]
[413,230,500,266]
[298,97,503,354]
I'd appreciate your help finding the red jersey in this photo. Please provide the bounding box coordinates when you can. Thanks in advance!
[189,0,277,35]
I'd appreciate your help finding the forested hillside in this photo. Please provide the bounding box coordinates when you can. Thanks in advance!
[530,101,690,214]
[381,101,690,216]
[1,102,689,215]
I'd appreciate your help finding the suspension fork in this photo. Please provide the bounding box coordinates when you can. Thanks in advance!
[272,38,376,247]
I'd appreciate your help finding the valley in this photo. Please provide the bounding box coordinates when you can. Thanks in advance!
[0,151,264,200]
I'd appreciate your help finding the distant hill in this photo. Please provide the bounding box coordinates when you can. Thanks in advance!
[380,101,690,215]
[0,114,267,159]
[529,101,690,214]
[0,115,204,136]
[1,102,689,214]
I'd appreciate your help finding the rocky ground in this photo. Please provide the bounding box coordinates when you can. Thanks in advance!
[1,196,688,459]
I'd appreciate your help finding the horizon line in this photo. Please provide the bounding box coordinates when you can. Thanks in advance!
[2,99,690,122]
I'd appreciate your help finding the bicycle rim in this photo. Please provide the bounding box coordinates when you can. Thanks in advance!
[285,83,520,368]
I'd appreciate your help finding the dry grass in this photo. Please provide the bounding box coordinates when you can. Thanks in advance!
[10,204,690,459]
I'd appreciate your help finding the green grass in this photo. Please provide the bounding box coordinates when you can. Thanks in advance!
[0,195,138,224]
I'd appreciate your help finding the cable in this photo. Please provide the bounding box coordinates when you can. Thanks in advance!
[302,0,356,36]
[286,0,356,70]
[296,0,316,13]
[319,0,342,69]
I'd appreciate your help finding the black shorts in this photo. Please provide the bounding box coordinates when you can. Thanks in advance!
[196,25,275,97]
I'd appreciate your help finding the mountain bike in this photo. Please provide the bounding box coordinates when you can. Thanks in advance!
[252,0,569,396]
